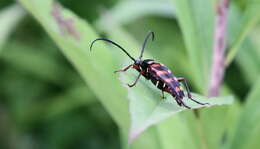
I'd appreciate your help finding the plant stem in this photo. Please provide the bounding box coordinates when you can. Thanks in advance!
[208,0,229,97]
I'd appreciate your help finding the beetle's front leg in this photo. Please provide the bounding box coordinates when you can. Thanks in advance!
[128,73,142,87]
[114,64,133,73]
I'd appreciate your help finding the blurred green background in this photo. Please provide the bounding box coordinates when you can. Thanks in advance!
[0,0,259,149]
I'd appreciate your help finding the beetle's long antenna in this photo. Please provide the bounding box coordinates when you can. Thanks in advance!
[139,31,155,59]
[90,38,136,62]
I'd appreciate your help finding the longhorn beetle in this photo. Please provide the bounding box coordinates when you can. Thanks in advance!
[90,31,209,109]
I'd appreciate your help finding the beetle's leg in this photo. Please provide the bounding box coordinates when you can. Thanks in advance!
[128,73,142,87]
[177,77,193,97]
[161,90,166,99]
[182,102,191,109]
[114,64,132,73]
[176,98,191,109]
[177,77,209,105]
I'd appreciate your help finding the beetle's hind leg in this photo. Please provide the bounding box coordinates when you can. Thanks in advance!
[182,102,191,109]
[176,98,191,109]
[189,97,209,105]
[177,77,210,106]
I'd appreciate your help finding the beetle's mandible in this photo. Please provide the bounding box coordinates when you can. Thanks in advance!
[90,31,209,109]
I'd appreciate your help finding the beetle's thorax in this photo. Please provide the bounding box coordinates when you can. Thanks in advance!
[140,59,155,69]
[133,59,154,71]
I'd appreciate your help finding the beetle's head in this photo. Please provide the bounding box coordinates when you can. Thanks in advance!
[134,59,142,65]
[133,59,142,69]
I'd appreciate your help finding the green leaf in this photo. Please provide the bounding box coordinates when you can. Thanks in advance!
[120,71,234,144]
[226,1,260,66]
[225,77,260,149]
[0,4,26,53]
[173,0,214,93]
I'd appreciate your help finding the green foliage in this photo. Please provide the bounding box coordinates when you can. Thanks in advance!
[0,0,260,149]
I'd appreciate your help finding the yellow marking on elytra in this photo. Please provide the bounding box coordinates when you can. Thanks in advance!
[156,71,168,75]
[175,87,181,92]
[152,63,161,67]
[164,78,174,82]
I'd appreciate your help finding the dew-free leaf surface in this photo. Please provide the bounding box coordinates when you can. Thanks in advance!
[120,71,234,143]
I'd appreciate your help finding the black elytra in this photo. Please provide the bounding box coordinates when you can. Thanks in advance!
[90,31,209,109]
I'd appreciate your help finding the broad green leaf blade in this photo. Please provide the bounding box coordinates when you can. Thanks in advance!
[173,0,214,93]
[120,71,234,144]
[226,1,260,66]
[19,0,129,128]
[225,78,260,149]
[0,4,26,53]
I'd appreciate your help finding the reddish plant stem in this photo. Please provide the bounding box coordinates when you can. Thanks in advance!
[208,0,229,97]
